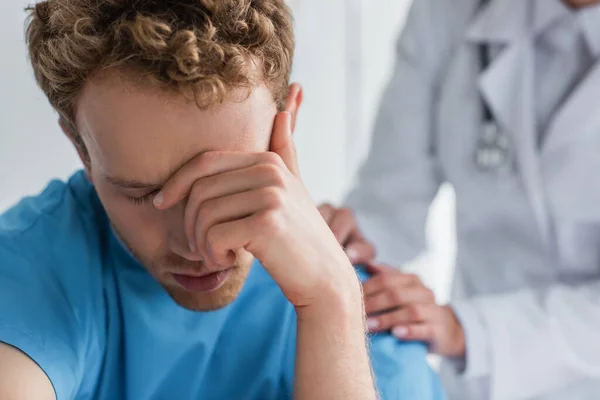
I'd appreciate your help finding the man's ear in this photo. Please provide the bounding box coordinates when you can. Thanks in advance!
[284,83,303,133]
[59,117,93,183]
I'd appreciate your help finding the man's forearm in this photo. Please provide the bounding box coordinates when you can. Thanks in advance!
[293,286,377,400]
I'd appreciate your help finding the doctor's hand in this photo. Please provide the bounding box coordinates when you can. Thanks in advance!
[364,263,466,358]
[318,204,376,264]
[154,112,361,312]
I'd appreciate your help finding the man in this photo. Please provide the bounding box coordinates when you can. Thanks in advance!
[0,1,445,399]
[322,0,600,399]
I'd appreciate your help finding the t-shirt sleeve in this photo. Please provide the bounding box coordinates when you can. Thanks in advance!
[0,242,84,400]
[354,266,446,399]
[369,334,446,399]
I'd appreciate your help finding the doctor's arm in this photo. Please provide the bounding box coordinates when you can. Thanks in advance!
[332,0,448,265]
[449,279,600,399]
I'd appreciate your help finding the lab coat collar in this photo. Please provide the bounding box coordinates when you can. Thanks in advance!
[465,0,568,44]
[543,4,600,153]
[478,38,551,243]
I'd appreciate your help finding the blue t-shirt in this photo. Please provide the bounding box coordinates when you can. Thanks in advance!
[0,171,445,400]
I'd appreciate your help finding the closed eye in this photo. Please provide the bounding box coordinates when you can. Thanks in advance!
[126,190,160,206]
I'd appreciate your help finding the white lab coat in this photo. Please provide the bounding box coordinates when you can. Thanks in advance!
[346,0,600,399]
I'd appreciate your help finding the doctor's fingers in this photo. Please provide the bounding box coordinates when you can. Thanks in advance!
[391,323,436,343]
[364,285,435,315]
[367,304,438,332]
[328,207,358,243]
[318,203,335,224]
[344,235,375,265]
[362,272,423,297]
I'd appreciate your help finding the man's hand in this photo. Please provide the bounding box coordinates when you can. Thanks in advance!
[318,204,376,264]
[154,109,376,399]
[154,111,360,310]
[364,263,466,358]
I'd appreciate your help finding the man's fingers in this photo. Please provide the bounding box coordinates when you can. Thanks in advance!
[269,111,300,177]
[204,214,262,267]
[193,188,281,266]
[367,304,436,332]
[154,152,261,209]
[183,164,285,248]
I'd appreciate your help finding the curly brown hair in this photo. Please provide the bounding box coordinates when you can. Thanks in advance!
[26,0,294,129]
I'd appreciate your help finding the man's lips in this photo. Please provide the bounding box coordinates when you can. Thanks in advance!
[171,268,234,293]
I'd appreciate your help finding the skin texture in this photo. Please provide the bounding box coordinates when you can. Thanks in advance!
[320,204,466,358]
[73,72,376,399]
[0,74,377,400]
[71,72,281,311]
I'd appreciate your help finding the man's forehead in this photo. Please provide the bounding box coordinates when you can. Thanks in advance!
[76,78,277,187]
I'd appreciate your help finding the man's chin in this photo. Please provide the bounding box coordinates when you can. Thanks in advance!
[162,268,250,312]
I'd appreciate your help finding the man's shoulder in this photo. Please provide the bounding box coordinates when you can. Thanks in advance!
[1,170,100,237]
[0,170,106,286]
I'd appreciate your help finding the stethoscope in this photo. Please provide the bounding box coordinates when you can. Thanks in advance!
[473,6,515,174]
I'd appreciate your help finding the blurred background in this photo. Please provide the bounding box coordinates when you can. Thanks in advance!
[0,0,455,303]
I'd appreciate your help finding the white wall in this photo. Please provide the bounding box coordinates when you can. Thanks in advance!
[0,0,455,302]
[0,0,406,209]
[0,0,82,212]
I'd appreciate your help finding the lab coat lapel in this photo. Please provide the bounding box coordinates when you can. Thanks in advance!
[465,0,528,43]
[543,60,600,155]
[478,39,551,243]
[468,0,551,242]
[542,59,600,223]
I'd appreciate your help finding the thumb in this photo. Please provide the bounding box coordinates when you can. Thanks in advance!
[270,111,300,177]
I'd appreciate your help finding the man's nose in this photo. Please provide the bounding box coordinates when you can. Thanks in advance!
[163,199,204,262]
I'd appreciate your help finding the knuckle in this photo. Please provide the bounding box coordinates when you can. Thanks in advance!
[195,151,218,171]
[406,273,420,285]
[390,290,404,306]
[409,304,424,320]
[260,163,286,187]
[425,288,435,302]
[260,186,285,209]
[339,207,355,221]
[262,151,285,167]
[318,203,334,217]
[257,209,284,237]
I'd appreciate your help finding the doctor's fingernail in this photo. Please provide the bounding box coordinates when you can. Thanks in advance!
[345,247,359,262]
[153,192,164,207]
[367,318,379,330]
[392,326,409,338]
[189,241,196,253]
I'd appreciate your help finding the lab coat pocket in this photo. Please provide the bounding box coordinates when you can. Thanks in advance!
[555,222,600,278]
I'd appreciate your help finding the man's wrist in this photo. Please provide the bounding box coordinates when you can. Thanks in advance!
[295,267,365,327]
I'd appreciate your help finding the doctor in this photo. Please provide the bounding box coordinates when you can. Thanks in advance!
[321,0,600,399]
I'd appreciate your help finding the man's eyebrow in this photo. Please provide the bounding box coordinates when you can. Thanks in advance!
[104,175,161,189]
